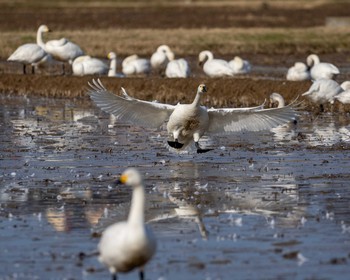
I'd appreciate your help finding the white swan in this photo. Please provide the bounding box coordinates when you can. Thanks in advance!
[334,81,350,104]
[150,45,175,70]
[306,54,339,80]
[198,50,235,77]
[87,79,299,153]
[286,62,311,81]
[72,55,108,76]
[107,52,125,77]
[165,58,191,78]
[270,92,285,108]
[98,168,156,280]
[228,56,251,74]
[302,78,342,104]
[36,24,84,64]
[122,54,151,76]
[7,25,53,66]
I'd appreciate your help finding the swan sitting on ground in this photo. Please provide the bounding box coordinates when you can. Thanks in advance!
[270,92,285,108]
[107,52,125,77]
[98,168,156,280]
[150,45,175,71]
[36,24,84,64]
[165,58,191,78]
[87,79,299,153]
[228,56,251,74]
[122,55,151,76]
[72,55,109,76]
[302,78,343,105]
[306,54,339,80]
[198,50,235,77]
[286,62,311,81]
[334,81,350,104]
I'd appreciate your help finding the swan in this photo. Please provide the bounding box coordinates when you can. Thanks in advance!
[98,168,156,280]
[302,78,343,104]
[334,81,350,104]
[87,79,299,153]
[150,45,175,71]
[198,50,235,77]
[122,54,151,76]
[36,24,84,64]
[72,55,109,76]
[270,92,285,108]
[165,58,191,78]
[7,25,53,66]
[228,56,251,74]
[286,62,311,81]
[107,52,125,78]
[306,54,339,80]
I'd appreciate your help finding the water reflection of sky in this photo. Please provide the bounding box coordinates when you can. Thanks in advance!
[1,95,350,279]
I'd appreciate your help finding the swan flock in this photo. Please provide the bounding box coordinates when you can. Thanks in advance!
[88,79,298,153]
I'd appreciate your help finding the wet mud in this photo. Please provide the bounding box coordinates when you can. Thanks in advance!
[1,95,350,279]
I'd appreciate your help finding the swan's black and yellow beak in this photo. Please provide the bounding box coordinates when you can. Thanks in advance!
[199,84,207,93]
[116,174,128,185]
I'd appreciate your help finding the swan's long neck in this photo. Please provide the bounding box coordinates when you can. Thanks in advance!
[307,54,320,67]
[128,185,145,226]
[109,57,117,76]
[36,28,46,50]
[191,92,202,107]
[276,96,285,108]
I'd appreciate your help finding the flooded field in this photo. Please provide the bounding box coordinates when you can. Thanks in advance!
[1,94,350,280]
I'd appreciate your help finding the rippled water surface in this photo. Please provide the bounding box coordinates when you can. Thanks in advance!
[1,95,350,280]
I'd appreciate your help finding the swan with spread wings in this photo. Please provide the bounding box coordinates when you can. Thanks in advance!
[87,79,298,153]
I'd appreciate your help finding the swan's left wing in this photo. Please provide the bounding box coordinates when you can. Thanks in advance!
[87,79,175,128]
[207,102,298,134]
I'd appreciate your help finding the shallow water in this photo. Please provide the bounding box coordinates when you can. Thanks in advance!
[1,95,350,280]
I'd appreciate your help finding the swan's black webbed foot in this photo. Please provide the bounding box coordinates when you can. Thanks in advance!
[195,142,214,153]
[168,139,184,149]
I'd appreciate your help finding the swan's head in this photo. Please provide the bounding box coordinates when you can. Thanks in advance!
[198,50,213,66]
[269,92,285,108]
[39,25,50,33]
[197,84,208,94]
[108,52,117,59]
[119,168,143,187]
[306,54,320,67]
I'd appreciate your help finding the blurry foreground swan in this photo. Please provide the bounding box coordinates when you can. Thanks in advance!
[88,79,299,153]
[198,50,234,77]
[98,168,156,280]
[36,24,84,64]
[306,54,339,80]
[286,62,310,81]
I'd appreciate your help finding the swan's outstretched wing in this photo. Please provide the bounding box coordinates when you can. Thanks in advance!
[87,79,175,128]
[207,101,298,134]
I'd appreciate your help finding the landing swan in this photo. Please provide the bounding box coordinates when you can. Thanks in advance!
[122,54,151,76]
[165,58,191,78]
[36,24,84,64]
[198,50,234,77]
[87,79,299,153]
[228,56,251,74]
[306,54,339,80]
[286,62,311,81]
[302,78,342,104]
[150,45,175,71]
[107,52,125,77]
[98,168,156,280]
[72,55,108,76]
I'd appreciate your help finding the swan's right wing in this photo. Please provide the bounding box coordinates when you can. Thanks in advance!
[87,79,175,128]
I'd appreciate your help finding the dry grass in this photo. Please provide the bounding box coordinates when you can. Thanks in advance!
[1,26,349,60]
